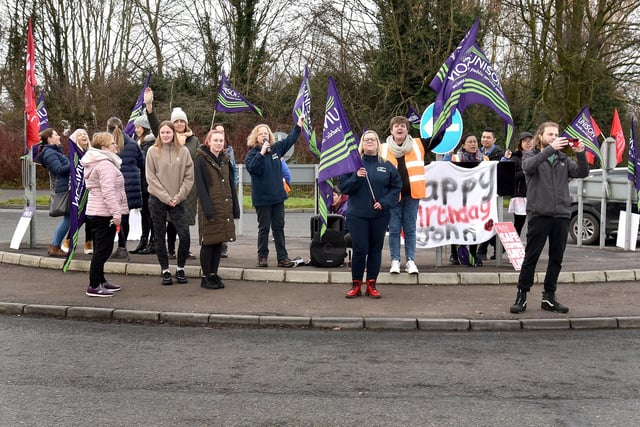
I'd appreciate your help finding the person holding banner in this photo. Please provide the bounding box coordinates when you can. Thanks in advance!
[381,116,427,275]
[510,122,589,314]
[449,133,488,266]
[68,129,93,254]
[339,130,402,299]
[477,128,504,261]
[81,132,128,297]
[37,129,70,258]
[245,115,304,268]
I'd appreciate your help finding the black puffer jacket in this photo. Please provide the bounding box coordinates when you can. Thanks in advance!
[509,150,527,198]
[118,133,145,209]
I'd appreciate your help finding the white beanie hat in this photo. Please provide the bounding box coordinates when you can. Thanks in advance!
[171,107,188,125]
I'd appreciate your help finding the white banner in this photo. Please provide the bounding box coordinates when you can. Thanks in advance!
[417,161,498,248]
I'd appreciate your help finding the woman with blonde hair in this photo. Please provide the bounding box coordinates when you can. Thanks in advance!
[245,115,304,268]
[81,132,128,297]
[145,120,194,285]
[338,130,401,299]
[68,128,93,254]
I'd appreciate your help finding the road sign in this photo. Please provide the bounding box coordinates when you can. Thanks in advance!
[420,103,463,154]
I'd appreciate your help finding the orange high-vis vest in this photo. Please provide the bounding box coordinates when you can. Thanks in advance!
[380,138,426,199]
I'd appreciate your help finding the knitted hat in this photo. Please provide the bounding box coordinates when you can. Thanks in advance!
[134,115,151,130]
[171,107,188,125]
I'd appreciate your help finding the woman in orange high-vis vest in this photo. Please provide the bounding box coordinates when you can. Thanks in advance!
[381,116,428,275]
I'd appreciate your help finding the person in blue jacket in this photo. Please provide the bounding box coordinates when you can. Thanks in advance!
[245,115,304,268]
[107,117,145,261]
[36,128,70,257]
[338,130,402,299]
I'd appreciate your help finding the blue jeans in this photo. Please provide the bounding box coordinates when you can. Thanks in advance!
[347,214,390,281]
[388,197,419,261]
[52,214,70,246]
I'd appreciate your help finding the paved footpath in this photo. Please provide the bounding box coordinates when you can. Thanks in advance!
[1,188,640,331]
[2,235,640,331]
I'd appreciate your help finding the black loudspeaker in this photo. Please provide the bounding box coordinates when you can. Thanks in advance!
[310,215,346,267]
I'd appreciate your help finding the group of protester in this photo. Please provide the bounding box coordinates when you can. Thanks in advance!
[338,116,588,316]
[37,90,589,313]
[37,87,241,296]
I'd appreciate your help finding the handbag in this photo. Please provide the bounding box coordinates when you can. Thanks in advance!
[49,191,70,217]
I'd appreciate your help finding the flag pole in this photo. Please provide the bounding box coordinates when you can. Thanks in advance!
[210,109,217,130]
[364,175,377,203]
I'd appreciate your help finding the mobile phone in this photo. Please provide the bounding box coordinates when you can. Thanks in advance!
[567,137,580,148]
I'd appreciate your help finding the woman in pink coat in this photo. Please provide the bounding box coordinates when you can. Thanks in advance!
[81,131,129,297]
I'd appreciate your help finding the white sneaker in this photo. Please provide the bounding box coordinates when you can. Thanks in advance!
[389,259,401,274]
[406,260,419,274]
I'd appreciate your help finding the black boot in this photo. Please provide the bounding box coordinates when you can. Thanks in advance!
[221,242,229,258]
[510,290,527,314]
[130,237,148,254]
[541,292,569,313]
[140,237,156,255]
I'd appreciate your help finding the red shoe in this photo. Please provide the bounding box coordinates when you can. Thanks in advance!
[365,279,381,299]
[345,280,362,298]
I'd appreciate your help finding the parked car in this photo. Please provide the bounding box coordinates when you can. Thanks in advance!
[568,168,638,244]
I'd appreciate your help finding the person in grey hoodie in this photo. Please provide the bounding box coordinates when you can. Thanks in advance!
[81,132,129,297]
[510,121,589,314]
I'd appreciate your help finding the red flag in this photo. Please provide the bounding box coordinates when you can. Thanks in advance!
[24,19,40,150]
[586,115,602,165]
[610,109,625,165]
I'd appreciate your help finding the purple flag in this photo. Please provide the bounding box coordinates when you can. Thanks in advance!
[124,71,152,137]
[293,66,320,157]
[429,18,479,94]
[63,141,88,272]
[37,90,49,131]
[561,105,602,164]
[430,18,514,146]
[406,105,421,130]
[627,116,640,208]
[215,72,262,116]
[317,77,363,236]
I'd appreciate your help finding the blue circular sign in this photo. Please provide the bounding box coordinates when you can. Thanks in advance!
[419,103,464,154]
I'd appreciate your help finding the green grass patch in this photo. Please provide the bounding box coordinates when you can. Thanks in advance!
[242,184,315,210]
[0,196,50,206]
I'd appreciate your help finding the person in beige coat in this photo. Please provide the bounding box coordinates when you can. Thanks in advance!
[145,120,194,286]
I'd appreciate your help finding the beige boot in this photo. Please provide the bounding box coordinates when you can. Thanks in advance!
[84,241,93,254]
[48,245,66,257]
[61,239,70,253]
